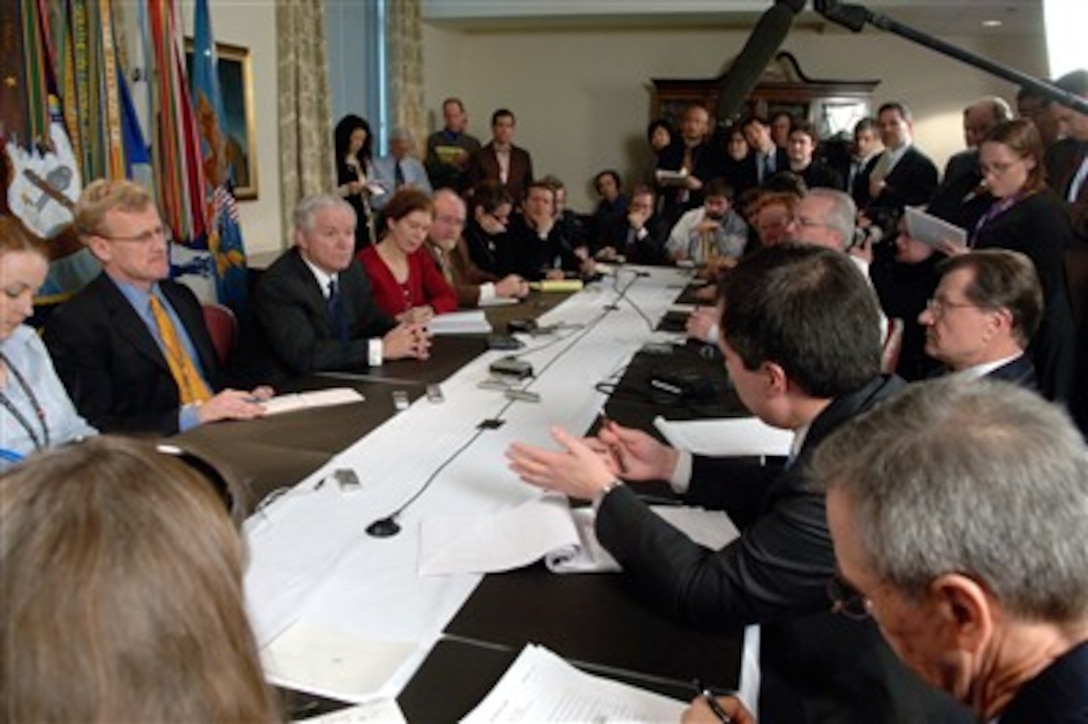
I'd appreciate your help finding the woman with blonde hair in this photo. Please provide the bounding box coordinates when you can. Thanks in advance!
[0,437,279,722]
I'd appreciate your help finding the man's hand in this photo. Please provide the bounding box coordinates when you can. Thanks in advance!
[686,175,704,191]
[495,274,530,298]
[397,305,435,325]
[383,322,432,360]
[596,421,680,482]
[507,427,617,500]
[695,219,721,234]
[628,207,651,231]
[196,389,268,424]
[682,695,755,724]
[686,306,719,344]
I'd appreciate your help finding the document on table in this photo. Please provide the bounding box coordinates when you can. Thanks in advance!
[903,206,967,249]
[426,310,492,335]
[262,621,416,704]
[461,644,686,722]
[654,414,793,457]
[419,495,738,576]
[295,699,406,723]
[262,388,364,416]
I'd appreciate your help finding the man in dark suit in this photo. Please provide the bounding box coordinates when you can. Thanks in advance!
[918,249,1041,389]
[740,114,789,193]
[595,184,668,265]
[252,194,430,381]
[467,108,534,203]
[855,101,939,228]
[814,378,1088,724]
[785,121,844,190]
[43,179,270,435]
[655,104,723,226]
[508,245,969,723]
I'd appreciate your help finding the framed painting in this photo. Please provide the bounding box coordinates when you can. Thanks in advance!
[184,40,259,200]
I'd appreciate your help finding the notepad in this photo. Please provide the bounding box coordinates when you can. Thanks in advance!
[654,415,792,457]
[903,206,967,249]
[262,388,365,416]
[426,310,493,335]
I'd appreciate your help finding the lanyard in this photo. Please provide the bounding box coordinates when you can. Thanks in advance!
[970,192,1024,246]
[0,351,49,452]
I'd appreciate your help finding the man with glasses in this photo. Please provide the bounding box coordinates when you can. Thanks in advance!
[919,249,1041,388]
[508,245,969,723]
[44,179,271,435]
[813,378,1088,723]
[425,189,528,308]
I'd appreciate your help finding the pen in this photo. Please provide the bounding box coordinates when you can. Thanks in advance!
[692,679,732,723]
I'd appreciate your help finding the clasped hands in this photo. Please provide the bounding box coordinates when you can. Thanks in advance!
[383,322,432,360]
[506,420,680,499]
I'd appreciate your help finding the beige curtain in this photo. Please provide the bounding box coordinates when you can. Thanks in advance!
[386,0,426,157]
[276,0,334,242]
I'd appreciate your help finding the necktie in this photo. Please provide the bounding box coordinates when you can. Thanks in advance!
[148,295,212,405]
[327,278,347,343]
[394,160,405,188]
[763,153,775,181]
[1069,154,1088,202]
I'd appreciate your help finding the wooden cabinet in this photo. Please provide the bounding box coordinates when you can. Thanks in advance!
[651,52,879,139]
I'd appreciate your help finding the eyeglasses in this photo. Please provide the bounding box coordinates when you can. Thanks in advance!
[979,160,1024,176]
[96,226,167,244]
[924,297,981,317]
[435,214,466,226]
[791,215,832,230]
[156,443,243,522]
[827,573,873,620]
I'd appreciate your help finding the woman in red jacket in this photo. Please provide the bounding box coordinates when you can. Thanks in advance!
[358,189,458,323]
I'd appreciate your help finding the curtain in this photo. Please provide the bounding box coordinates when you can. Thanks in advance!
[386,0,426,157]
[276,0,333,241]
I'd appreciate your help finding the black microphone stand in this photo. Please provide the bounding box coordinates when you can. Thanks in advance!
[813,0,1088,115]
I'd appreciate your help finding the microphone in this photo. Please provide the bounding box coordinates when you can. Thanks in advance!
[813,0,871,32]
[716,0,804,123]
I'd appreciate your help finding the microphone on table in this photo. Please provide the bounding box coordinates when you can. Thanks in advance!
[715,0,805,123]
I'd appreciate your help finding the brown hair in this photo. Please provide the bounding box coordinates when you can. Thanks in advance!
[0,215,46,257]
[74,178,155,237]
[982,119,1048,194]
[381,188,434,224]
[938,249,1043,347]
[0,437,279,722]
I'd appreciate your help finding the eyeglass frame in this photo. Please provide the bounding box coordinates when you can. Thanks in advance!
[93,225,168,244]
[923,296,986,318]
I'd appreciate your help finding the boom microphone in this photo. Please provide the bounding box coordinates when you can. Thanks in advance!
[716,0,805,123]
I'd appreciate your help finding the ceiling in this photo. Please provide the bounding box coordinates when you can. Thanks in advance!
[422,0,1045,37]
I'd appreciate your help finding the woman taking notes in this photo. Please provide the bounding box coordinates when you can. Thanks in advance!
[0,217,95,467]
[359,188,458,324]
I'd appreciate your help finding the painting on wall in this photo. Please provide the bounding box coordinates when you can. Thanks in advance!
[184,40,258,201]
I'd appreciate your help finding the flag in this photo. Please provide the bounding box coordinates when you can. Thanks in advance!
[189,0,248,312]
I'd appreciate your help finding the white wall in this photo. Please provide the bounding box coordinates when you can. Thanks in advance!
[421,24,1047,210]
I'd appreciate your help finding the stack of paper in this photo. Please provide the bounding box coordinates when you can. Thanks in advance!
[654,415,792,457]
[462,644,686,722]
[426,310,492,335]
[262,388,364,416]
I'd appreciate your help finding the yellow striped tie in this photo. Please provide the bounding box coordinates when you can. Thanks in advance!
[149,295,212,405]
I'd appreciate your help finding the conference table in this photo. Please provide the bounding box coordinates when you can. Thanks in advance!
[176,267,748,721]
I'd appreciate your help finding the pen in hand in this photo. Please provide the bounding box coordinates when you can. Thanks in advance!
[692,679,732,723]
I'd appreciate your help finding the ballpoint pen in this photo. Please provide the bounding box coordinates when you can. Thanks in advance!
[692,679,732,723]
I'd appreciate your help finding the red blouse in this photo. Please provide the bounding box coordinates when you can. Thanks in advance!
[358,245,459,318]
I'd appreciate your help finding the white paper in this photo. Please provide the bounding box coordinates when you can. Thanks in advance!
[293,699,406,723]
[426,310,492,335]
[654,415,792,457]
[263,388,365,416]
[903,206,967,249]
[262,621,416,703]
[461,644,685,723]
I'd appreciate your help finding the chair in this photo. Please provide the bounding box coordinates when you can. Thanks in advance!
[201,302,238,367]
[880,317,905,374]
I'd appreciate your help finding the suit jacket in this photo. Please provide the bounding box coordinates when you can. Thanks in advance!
[252,248,396,380]
[596,375,970,723]
[467,142,533,202]
[427,237,499,308]
[973,191,1077,403]
[42,272,223,435]
[1047,139,1088,242]
[798,161,845,191]
[998,641,1088,723]
[656,140,727,223]
[855,145,940,221]
[984,354,1038,390]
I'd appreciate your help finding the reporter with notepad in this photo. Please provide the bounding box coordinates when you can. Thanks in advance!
[507,245,969,724]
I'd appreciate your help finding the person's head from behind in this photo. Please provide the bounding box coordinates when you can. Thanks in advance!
[429,189,468,250]
[293,194,357,274]
[594,170,622,203]
[0,436,276,722]
[814,378,1088,719]
[0,216,48,341]
[919,249,1042,371]
[75,179,168,291]
[1052,69,1088,142]
[382,188,434,254]
[442,97,468,133]
[718,244,882,427]
[979,119,1046,199]
[786,188,856,251]
[334,113,372,162]
[490,108,516,146]
[702,178,734,221]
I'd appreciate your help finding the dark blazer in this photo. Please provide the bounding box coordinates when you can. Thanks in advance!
[43,272,223,435]
[798,161,845,191]
[740,146,790,193]
[973,191,1077,403]
[252,248,395,380]
[855,145,940,219]
[467,142,534,202]
[1047,139,1088,242]
[500,213,582,281]
[998,641,1088,723]
[984,354,1038,390]
[656,140,727,222]
[596,375,970,723]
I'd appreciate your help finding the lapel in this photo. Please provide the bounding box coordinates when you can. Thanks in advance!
[95,273,172,374]
[287,248,334,330]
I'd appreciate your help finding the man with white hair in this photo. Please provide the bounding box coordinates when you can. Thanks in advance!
[371,127,433,210]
